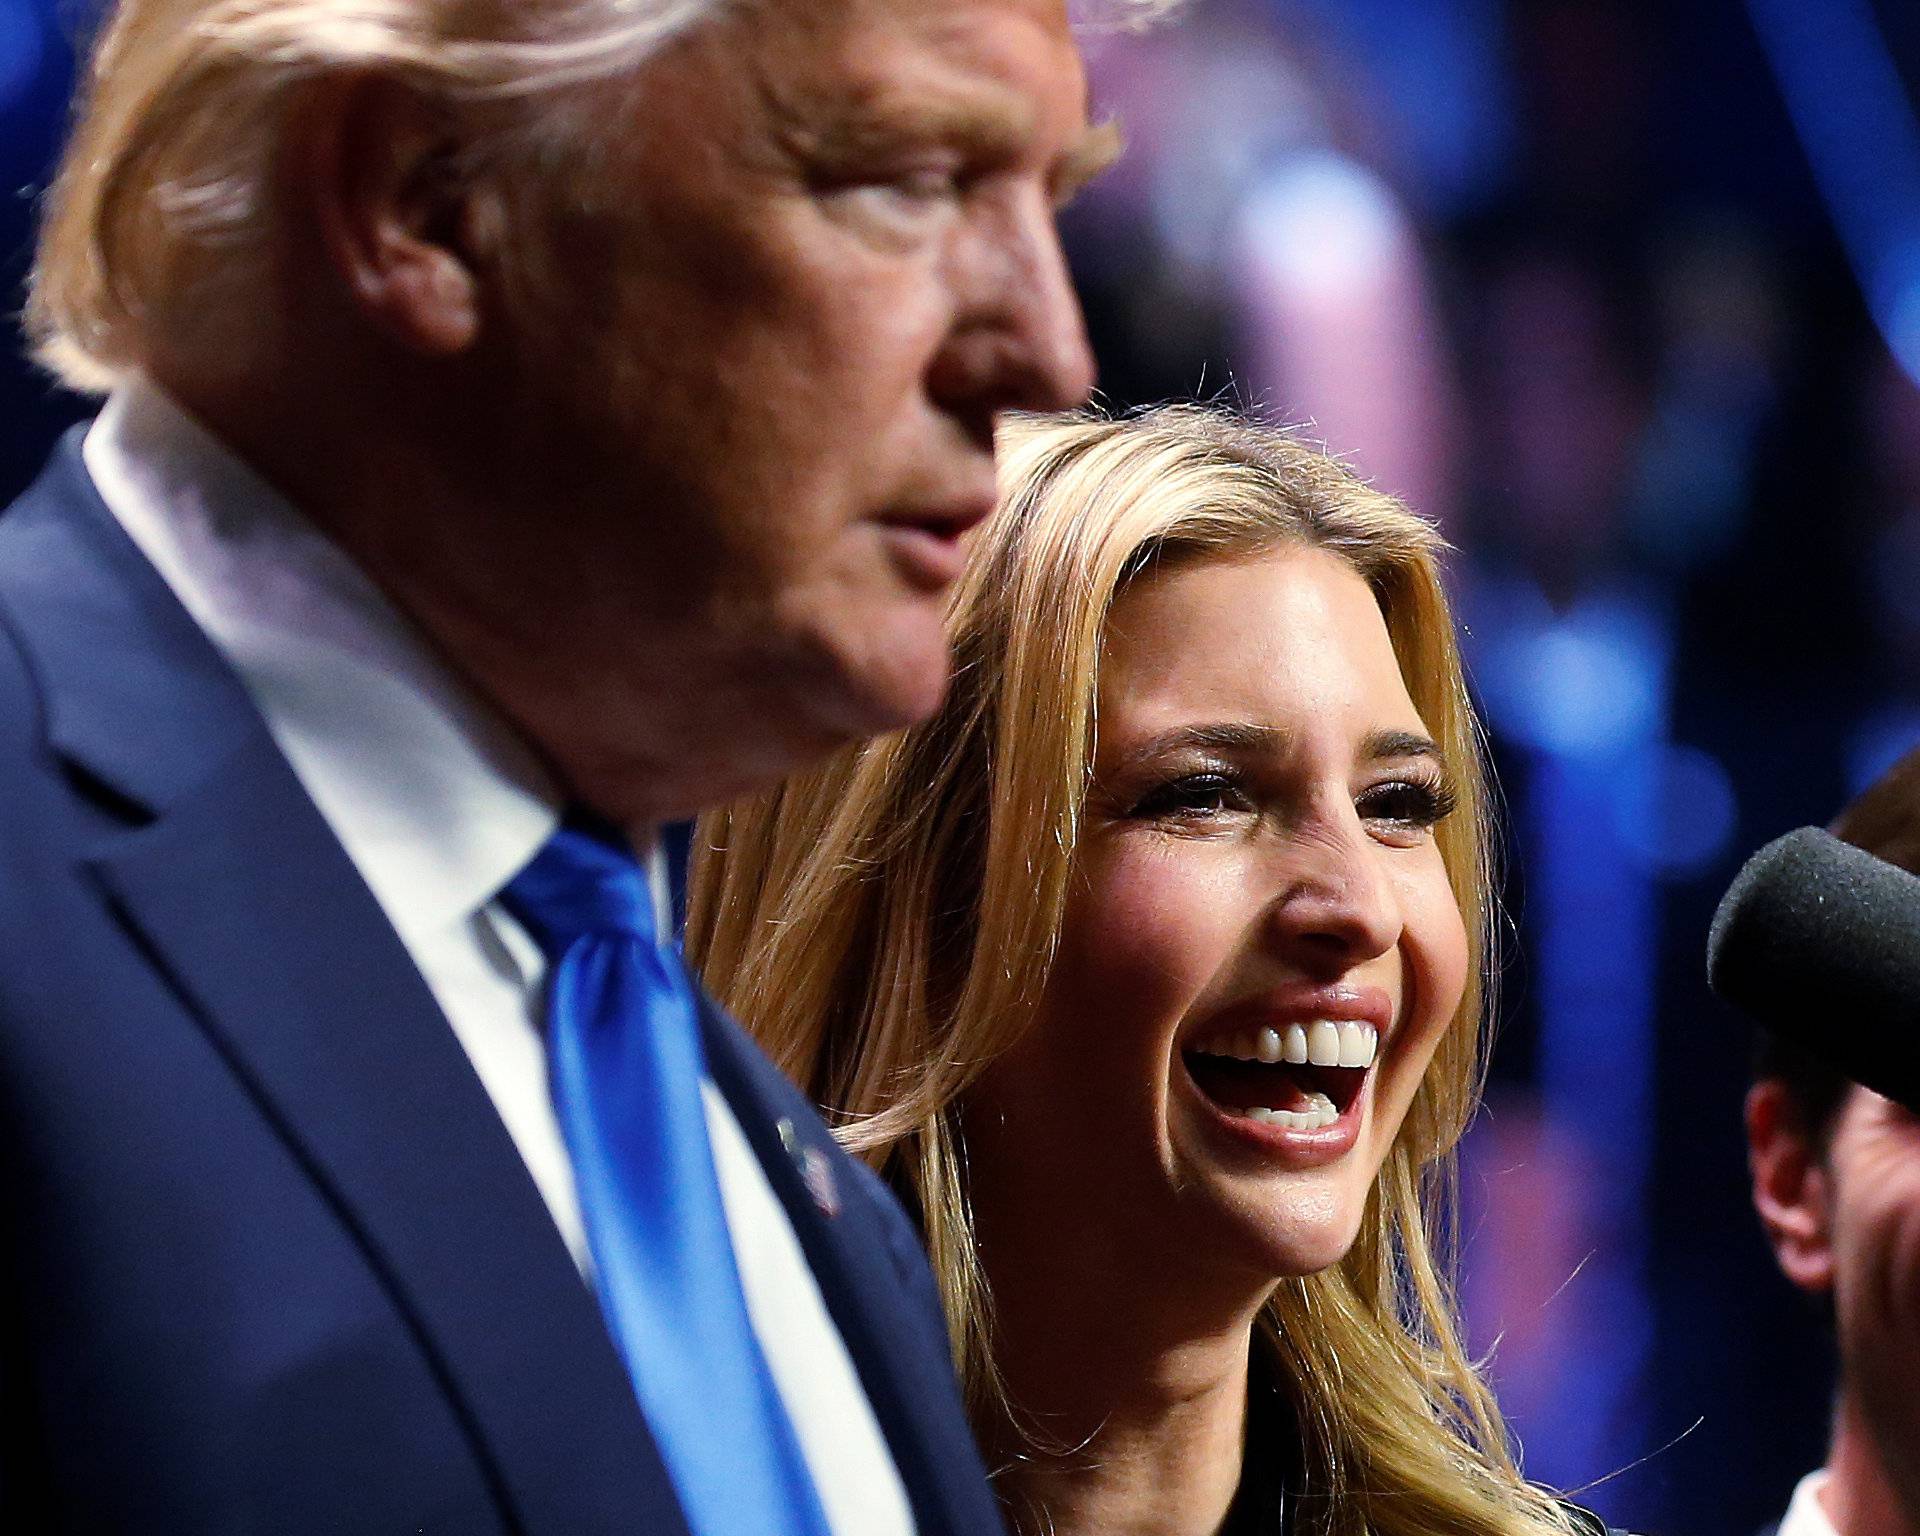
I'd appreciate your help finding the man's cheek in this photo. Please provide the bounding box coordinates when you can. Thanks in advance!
[1841,1198,1920,1366]
[1887,1200,1920,1334]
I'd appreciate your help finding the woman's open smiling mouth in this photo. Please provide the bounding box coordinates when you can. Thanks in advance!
[1177,986,1393,1162]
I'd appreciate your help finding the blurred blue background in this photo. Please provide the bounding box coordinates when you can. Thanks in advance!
[1067,3,1920,1527]
[5,1,1916,1531]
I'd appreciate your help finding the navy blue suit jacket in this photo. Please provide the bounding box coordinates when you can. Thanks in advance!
[0,432,1004,1535]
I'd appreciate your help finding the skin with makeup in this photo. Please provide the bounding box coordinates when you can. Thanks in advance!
[963,544,1467,1534]
[688,407,1588,1536]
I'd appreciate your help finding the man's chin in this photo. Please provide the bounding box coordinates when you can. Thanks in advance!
[661,626,951,816]
[789,611,954,740]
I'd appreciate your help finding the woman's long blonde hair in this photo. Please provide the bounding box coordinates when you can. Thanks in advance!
[687,405,1574,1536]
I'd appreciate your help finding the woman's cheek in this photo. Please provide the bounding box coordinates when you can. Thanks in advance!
[1061,841,1246,1015]
[1397,855,1470,1050]
[1365,856,1468,1142]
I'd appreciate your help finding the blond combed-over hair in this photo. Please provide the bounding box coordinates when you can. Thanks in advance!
[26,0,717,391]
[687,405,1576,1536]
[26,0,1180,395]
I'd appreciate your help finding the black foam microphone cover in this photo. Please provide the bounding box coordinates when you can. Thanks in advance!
[1708,826,1920,1112]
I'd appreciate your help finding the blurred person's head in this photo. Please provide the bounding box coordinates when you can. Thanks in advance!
[689,405,1580,1536]
[28,0,1130,824]
[1747,745,1920,1536]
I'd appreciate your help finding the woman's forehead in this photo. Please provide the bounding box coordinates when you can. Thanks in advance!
[1093,546,1425,750]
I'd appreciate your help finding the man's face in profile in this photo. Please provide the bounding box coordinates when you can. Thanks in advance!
[462,0,1111,813]
[1750,1079,1920,1527]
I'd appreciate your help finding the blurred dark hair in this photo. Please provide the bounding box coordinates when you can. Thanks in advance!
[1755,744,1920,1152]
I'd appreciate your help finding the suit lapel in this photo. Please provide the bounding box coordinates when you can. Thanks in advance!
[697,994,1005,1536]
[0,438,684,1536]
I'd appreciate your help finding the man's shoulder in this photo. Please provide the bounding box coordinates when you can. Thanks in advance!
[0,543,44,723]
[0,430,120,786]
[0,426,110,683]
[0,457,76,778]
[0,424,96,553]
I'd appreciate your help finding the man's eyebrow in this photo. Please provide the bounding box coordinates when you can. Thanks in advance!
[1051,117,1124,205]
[793,91,1123,200]
[796,88,1034,166]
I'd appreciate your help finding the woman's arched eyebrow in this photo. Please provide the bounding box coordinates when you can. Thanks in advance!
[1105,725,1443,787]
[1365,729,1446,766]
[1109,723,1450,773]
[1113,722,1281,767]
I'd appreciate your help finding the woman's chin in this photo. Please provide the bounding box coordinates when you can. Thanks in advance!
[1167,1094,1378,1282]
[1168,1143,1374,1284]
[1225,1195,1368,1283]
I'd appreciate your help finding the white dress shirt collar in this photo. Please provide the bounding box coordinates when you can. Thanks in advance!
[1778,1471,1841,1536]
[82,375,564,951]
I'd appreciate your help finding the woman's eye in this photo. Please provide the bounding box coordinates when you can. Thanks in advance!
[1357,777,1457,831]
[1128,773,1249,821]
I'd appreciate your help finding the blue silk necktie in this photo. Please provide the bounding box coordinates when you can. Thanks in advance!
[503,820,832,1536]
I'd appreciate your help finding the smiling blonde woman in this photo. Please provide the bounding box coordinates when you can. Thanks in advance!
[687,405,1587,1536]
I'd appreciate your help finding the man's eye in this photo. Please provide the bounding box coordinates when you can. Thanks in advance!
[836,164,962,210]
[822,169,963,235]
[1127,773,1248,821]
[887,167,960,201]
[1357,776,1457,830]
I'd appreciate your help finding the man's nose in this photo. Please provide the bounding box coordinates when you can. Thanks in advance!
[1262,814,1403,969]
[929,199,1098,419]
[1005,215,1098,411]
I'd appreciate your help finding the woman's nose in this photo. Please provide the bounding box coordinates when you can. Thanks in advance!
[1262,813,1403,968]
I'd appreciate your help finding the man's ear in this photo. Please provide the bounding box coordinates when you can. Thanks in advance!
[1747,1079,1837,1294]
[293,73,483,355]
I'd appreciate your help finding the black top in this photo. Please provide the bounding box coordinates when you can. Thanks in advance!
[1219,1342,1295,1535]
[1214,1340,1631,1536]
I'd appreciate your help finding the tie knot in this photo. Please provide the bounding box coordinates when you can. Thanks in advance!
[502,819,657,961]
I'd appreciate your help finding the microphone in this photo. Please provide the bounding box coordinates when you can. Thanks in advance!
[1707,826,1920,1112]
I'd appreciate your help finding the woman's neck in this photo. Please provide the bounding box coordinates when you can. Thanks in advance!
[998,1391,1250,1536]
[977,1207,1276,1536]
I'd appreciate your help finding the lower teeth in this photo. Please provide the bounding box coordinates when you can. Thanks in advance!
[1241,1092,1338,1131]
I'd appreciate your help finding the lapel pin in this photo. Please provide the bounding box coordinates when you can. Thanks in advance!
[776,1117,841,1220]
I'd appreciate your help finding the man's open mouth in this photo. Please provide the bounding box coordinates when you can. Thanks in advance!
[1182,1021,1377,1132]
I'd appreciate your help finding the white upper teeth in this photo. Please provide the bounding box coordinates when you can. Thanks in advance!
[1190,1020,1378,1069]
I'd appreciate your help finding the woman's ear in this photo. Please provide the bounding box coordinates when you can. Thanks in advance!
[291,72,482,355]
[1746,1079,1837,1294]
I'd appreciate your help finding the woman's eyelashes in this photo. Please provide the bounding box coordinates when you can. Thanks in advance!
[1121,764,1458,833]
[1356,772,1457,832]
[1125,769,1251,823]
